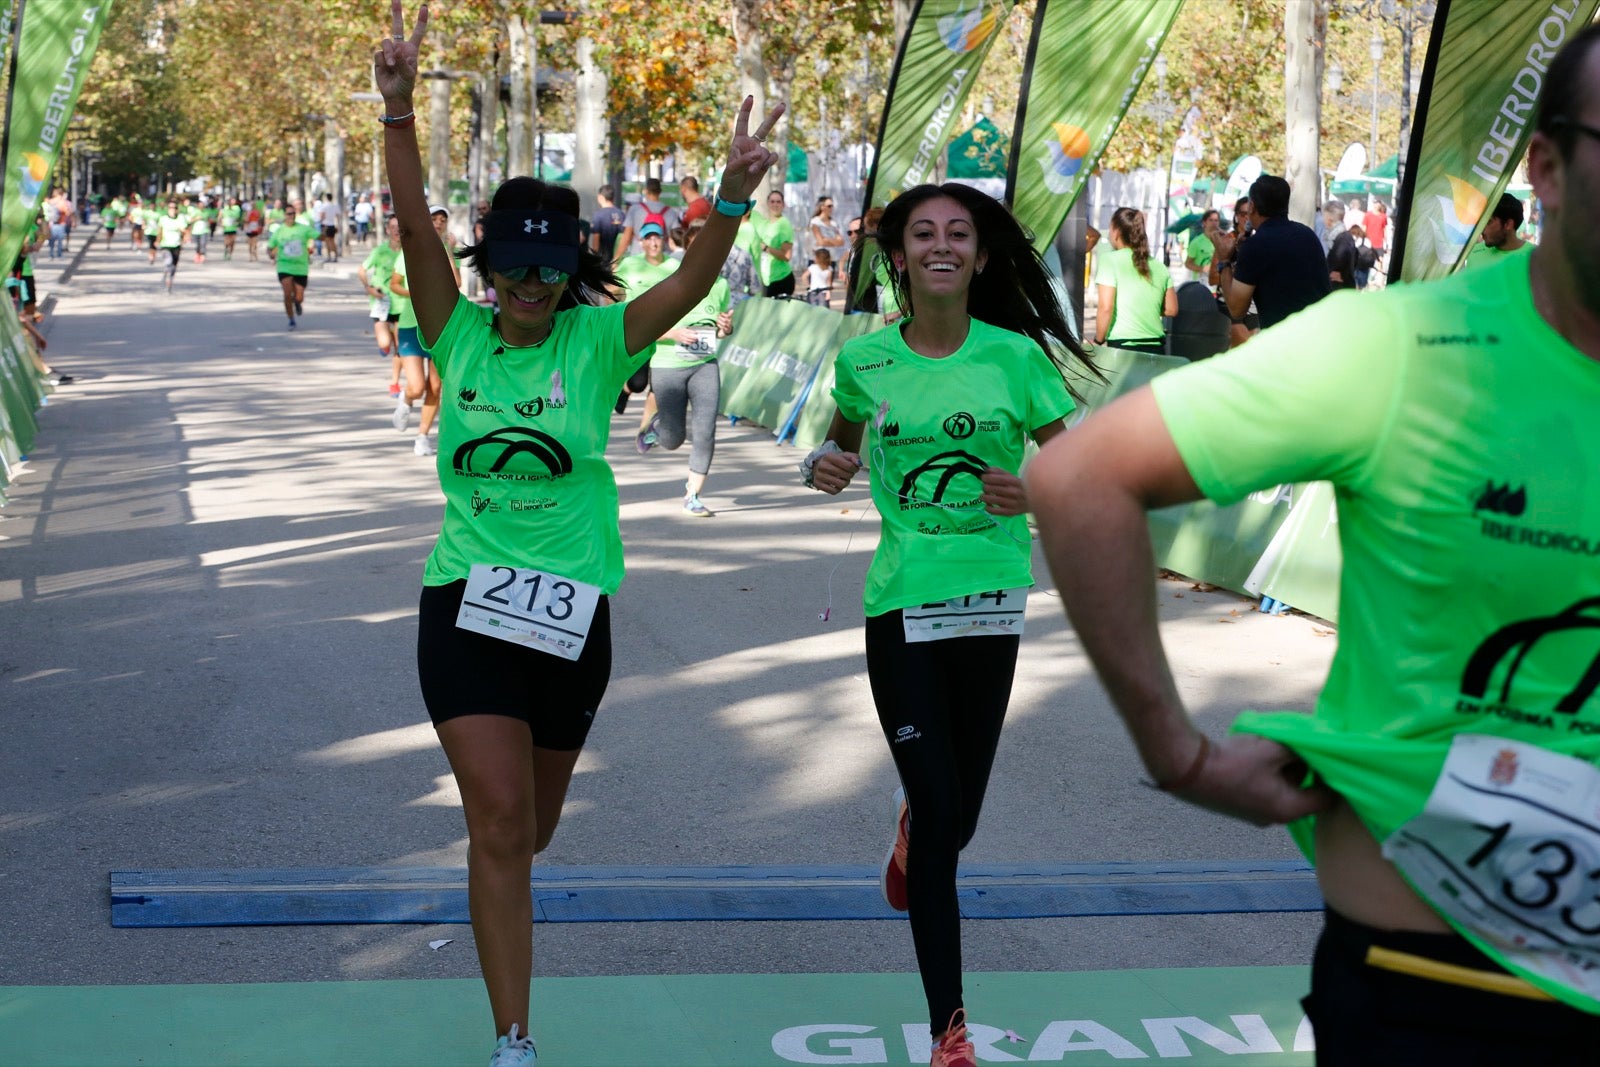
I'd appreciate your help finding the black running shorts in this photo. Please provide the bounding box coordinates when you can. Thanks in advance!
[276,272,309,287]
[417,580,611,751]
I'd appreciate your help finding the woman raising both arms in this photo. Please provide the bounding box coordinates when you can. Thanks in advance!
[376,5,782,1065]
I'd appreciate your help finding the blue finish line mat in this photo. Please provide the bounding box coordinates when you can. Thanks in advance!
[110,860,1320,927]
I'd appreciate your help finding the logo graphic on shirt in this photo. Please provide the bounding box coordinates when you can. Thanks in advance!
[894,724,922,744]
[943,412,976,440]
[1489,748,1520,787]
[515,397,545,419]
[1474,481,1528,518]
[454,427,574,478]
[882,420,901,437]
[469,489,500,517]
[936,0,1003,53]
[1038,123,1092,196]
[1459,598,1600,717]
[460,388,477,402]
[897,450,989,506]
[1429,175,1487,266]
[456,388,505,414]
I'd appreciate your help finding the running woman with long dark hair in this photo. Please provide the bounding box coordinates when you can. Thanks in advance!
[376,6,781,1065]
[803,182,1101,1067]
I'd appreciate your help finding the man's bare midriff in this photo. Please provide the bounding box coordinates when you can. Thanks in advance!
[1314,795,1453,933]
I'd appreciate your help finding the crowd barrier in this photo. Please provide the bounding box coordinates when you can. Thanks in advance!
[712,299,1342,623]
[0,300,49,508]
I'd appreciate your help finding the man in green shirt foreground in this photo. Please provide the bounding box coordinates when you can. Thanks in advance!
[1026,25,1600,1061]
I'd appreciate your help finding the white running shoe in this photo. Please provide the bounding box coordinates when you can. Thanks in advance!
[392,397,411,433]
[489,1024,537,1066]
[413,435,436,456]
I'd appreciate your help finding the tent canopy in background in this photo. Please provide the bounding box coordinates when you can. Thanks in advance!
[946,116,1009,179]
[786,142,808,184]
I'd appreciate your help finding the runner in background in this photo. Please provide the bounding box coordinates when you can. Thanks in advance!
[360,215,405,396]
[803,181,1097,1067]
[189,198,212,263]
[219,197,243,261]
[154,200,190,293]
[102,194,126,249]
[613,219,679,450]
[375,6,780,1064]
[1024,24,1600,1062]
[390,205,461,456]
[127,194,145,250]
[267,208,318,329]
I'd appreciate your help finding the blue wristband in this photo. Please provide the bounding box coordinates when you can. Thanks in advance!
[714,195,754,218]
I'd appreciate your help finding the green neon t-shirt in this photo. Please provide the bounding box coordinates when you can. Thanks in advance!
[1461,239,1534,273]
[752,213,795,284]
[1149,253,1600,1006]
[1187,232,1215,268]
[1095,246,1172,342]
[362,243,400,294]
[155,215,187,248]
[419,295,654,593]
[652,277,729,370]
[390,250,415,327]
[268,221,317,276]
[831,318,1076,616]
[219,206,241,232]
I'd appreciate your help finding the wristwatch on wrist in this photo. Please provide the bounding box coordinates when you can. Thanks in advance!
[713,194,755,218]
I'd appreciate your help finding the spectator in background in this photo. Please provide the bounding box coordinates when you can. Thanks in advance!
[809,196,845,262]
[590,184,626,262]
[679,176,711,226]
[840,214,862,285]
[1093,207,1177,353]
[804,247,835,307]
[1324,201,1360,290]
[1348,223,1374,290]
[353,193,376,245]
[1184,209,1220,283]
[752,188,795,298]
[1214,175,1329,340]
[1464,192,1533,271]
[719,216,760,306]
[613,176,681,261]
[1363,199,1388,254]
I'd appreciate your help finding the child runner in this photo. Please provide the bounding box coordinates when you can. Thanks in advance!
[375,6,780,1064]
[803,182,1100,1067]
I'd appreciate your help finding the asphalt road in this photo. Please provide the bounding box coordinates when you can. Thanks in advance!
[2,232,1333,990]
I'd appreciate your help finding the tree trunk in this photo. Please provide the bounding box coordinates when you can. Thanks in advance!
[324,118,345,256]
[893,0,916,53]
[732,0,769,188]
[506,14,532,177]
[769,66,791,198]
[426,73,452,210]
[1283,0,1325,225]
[574,35,606,219]
[478,45,502,206]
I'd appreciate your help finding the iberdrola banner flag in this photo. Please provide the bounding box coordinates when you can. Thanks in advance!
[0,0,113,273]
[1392,0,1599,282]
[851,0,1015,304]
[1007,0,1184,253]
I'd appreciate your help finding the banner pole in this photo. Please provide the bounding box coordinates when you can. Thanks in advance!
[1387,0,1450,284]
[1003,0,1049,210]
[0,0,29,240]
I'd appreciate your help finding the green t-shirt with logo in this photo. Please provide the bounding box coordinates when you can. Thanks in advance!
[1187,232,1214,269]
[1462,239,1534,273]
[831,318,1076,616]
[614,254,724,368]
[1150,253,1600,1007]
[268,221,316,276]
[1095,246,1172,342]
[219,206,242,232]
[752,213,795,285]
[188,208,211,237]
[419,295,654,593]
[155,215,187,248]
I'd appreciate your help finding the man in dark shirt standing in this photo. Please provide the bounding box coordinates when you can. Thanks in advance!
[1215,175,1331,338]
[1324,201,1361,290]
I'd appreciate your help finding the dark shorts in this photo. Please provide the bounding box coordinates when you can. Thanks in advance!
[764,274,796,299]
[396,325,424,357]
[320,225,336,239]
[147,234,158,248]
[386,312,401,324]
[277,272,308,287]
[417,581,611,750]
[1304,907,1600,1065]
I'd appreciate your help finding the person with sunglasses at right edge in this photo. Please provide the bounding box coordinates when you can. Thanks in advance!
[375,5,782,1065]
[1026,24,1600,1064]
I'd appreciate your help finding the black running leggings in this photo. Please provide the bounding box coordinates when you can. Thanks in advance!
[865,610,1017,1034]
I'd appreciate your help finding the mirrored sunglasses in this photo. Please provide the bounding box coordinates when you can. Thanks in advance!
[499,264,570,285]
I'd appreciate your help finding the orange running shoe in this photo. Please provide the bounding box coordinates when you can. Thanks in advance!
[880,786,910,911]
[930,1009,975,1067]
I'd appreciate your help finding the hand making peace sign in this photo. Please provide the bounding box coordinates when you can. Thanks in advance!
[374,0,427,108]
[719,98,786,203]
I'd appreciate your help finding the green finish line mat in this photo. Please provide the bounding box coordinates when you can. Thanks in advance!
[1,968,1316,1065]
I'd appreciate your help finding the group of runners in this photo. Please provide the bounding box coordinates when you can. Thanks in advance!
[112,8,1575,1067]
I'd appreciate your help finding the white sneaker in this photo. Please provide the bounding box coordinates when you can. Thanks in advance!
[489,1024,537,1066]
[392,397,412,433]
[414,435,436,456]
